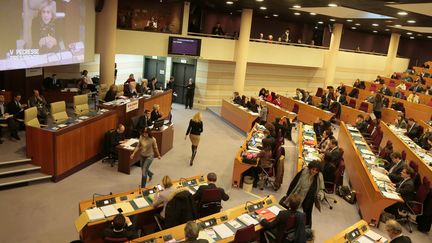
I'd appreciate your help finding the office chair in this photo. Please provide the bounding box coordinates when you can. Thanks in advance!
[397,177,431,233]
[348,98,356,108]
[408,161,421,191]
[130,116,141,138]
[315,87,324,97]
[103,237,129,243]
[370,84,377,92]
[197,188,222,218]
[233,224,257,243]
[359,102,369,112]
[24,107,45,128]
[323,149,345,210]
[51,101,69,123]
[102,129,117,167]
[292,103,299,114]
[263,213,296,243]
[74,94,90,116]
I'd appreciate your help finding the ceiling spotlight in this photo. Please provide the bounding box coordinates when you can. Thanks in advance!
[373,30,378,33]
[318,21,324,24]
[395,24,402,27]
[372,23,379,27]
[293,5,301,8]
[310,12,317,15]
[407,32,413,35]
[398,11,408,16]
[355,23,360,26]
[417,34,423,36]
[330,19,336,22]
[407,20,416,23]
[410,36,415,39]
[273,14,279,17]
[351,27,357,30]
[259,6,267,10]
[427,36,432,39]
[328,3,338,7]
[256,0,264,2]
[347,19,353,22]
[294,12,301,16]
[226,1,233,5]
[264,15,269,19]
[385,29,390,31]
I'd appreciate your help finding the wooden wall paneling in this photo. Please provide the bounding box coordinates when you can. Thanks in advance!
[26,126,55,175]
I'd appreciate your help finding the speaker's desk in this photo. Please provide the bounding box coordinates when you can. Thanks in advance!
[26,110,118,181]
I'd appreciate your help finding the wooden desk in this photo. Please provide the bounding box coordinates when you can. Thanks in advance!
[296,123,318,172]
[117,124,174,174]
[78,175,205,243]
[26,110,118,181]
[133,195,279,243]
[380,121,432,184]
[100,91,172,135]
[232,124,259,187]
[43,89,79,104]
[324,220,386,243]
[221,99,259,133]
[279,96,333,124]
[263,101,297,123]
[338,122,402,225]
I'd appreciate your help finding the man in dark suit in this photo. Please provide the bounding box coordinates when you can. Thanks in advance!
[393,87,403,99]
[193,172,229,203]
[386,152,406,183]
[103,214,138,240]
[409,81,424,93]
[396,166,416,202]
[302,91,313,105]
[405,118,421,140]
[379,84,393,96]
[355,114,368,134]
[320,139,342,182]
[0,94,20,141]
[137,110,152,134]
[334,91,347,105]
[7,93,26,120]
[384,219,412,243]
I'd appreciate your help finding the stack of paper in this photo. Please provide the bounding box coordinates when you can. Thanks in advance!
[213,224,234,239]
[237,213,259,226]
[227,220,243,230]
[100,205,118,217]
[85,208,105,222]
[267,205,282,215]
[133,197,150,208]
[115,202,134,214]
[198,230,215,243]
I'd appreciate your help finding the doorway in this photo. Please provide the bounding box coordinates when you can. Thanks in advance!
[144,58,166,88]
[171,63,196,104]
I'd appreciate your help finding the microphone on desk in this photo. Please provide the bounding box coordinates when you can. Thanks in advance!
[92,192,113,205]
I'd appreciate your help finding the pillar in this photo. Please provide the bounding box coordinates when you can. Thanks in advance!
[233,9,253,94]
[384,33,401,75]
[96,0,118,85]
[324,23,343,87]
[182,1,190,36]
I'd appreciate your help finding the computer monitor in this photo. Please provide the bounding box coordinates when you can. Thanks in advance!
[153,119,164,131]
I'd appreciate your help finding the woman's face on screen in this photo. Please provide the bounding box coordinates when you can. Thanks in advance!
[41,7,53,24]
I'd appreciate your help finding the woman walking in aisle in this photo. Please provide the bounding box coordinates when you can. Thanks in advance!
[185,112,203,166]
[131,127,161,187]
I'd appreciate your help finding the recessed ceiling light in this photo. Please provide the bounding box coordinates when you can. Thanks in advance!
[226,1,233,5]
[417,34,423,36]
[410,36,415,39]
[256,0,264,2]
[373,30,378,33]
[318,21,324,24]
[293,5,301,8]
[294,12,301,16]
[351,27,357,30]
[347,19,353,22]
[355,23,360,26]
[407,32,413,35]
[259,6,267,10]
[427,36,432,39]
[387,1,396,3]
[310,12,316,16]
[328,3,338,7]
[395,24,402,27]
[264,15,269,19]
[372,23,379,27]
[398,11,408,16]
[407,20,416,23]
[273,14,278,17]
[330,19,335,22]
[385,29,390,31]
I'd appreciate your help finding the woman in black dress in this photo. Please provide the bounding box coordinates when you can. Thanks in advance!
[185,112,203,166]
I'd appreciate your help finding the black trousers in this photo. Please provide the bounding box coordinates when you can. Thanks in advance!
[185,93,194,108]
[0,118,18,137]
[302,198,314,227]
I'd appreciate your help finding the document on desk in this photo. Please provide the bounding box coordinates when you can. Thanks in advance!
[364,230,386,241]
[213,224,234,239]
[198,230,215,243]
[133,197,150,208]
[85,207,105,222]
[356,235,375,243]
[267,205,282,215]
[237,213,259,226]
[227,219,244,230]
[100,205,118,217]
[115,202,134,214]
[382,191,401,200]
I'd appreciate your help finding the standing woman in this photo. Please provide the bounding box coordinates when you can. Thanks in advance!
[373,93,383,121]
[185,78,195,109]
[131,128,161,187]
[185,112,203,166]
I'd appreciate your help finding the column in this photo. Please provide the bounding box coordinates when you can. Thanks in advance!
[324,23,343,87]
[95,0,118,85]
[182,1,190,36]
[233,9,253,94]
[384,33,401,75]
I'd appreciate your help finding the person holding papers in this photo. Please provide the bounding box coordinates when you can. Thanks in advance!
[179,221,209,243]
[104,214,138,240]
[153,176,176,218]
[281,161,324,226]
[260,194,308,243]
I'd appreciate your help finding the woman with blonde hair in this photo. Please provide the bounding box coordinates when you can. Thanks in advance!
[185,112,203,166]
[153,175,176,218]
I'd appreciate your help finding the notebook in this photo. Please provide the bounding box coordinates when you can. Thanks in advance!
[100,205,118,217]
[213,224,234,239]
[237,213,259,226]
[256,208,276,221]
[85,207,105,222]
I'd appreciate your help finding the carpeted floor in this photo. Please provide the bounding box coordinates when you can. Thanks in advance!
[0,104,430,242]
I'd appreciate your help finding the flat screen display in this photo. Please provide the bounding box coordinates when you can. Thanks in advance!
[0,0,86,71]
[168,37,201,56]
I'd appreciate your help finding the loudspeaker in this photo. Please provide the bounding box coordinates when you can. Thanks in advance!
[95,0,105,12]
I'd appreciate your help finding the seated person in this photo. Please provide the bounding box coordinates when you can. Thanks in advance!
[385,166,415,216]
[247,97,259,113]
[137,109,152,133]
[375,75,385,84]
[383,152,406,184]
[380,142,394,164]
[379,84,393,96]
[407,92,420,104]
[258,140,273,170]
[274,116,293,141]
[355,114,368,134]
[320,139,342,183]
[150,104,163,124]
[78,70,96,92]
[28,89,49,123]
[393,87,403,99]
[124,81,138,98]
[405,118,421,140]
[384,220,412,243]
[153,176,176,219]
[294,88,304,100]
[179,221,209,243]
[424,136,432,152]
[334,91,347,105]
[0,94,20,141]
[313,118,331,141]
[125,73,135,84]
[302,91,313,105]
[396,82,406,91]
[240,95,248,107]
[263,129,276,151]
[193,172,229,205]
[104,84,118,102]
[103,214,138,240]
[418,128,432,150]
[233,92,241,105]
[258,88,267,98]
[336,83,346,95]
[260,194,308,243]
[148,77,158,92]
[353,79,365,89]
[7,93,27,120]
[316,129,334,152]
[394,114,407,129]
[109,124,126,158]
[409,81,424,93]
[348,88,359,98]
[391,100,404,113]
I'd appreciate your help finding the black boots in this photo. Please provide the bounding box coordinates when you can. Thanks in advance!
[190,146,197,166]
